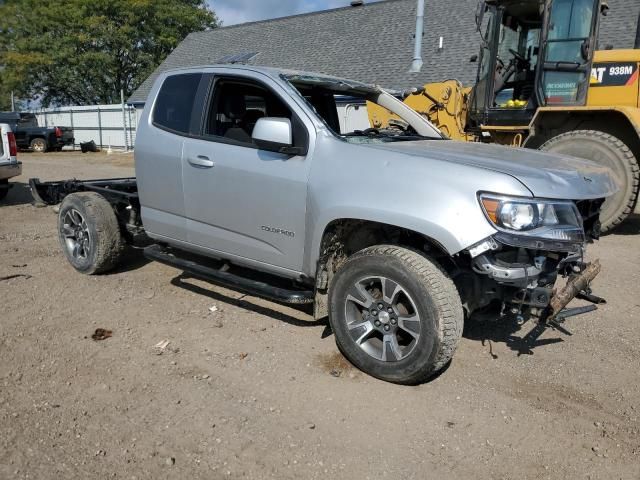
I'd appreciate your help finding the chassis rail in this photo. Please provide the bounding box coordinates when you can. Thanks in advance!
[29,177,144,241]
[29,177,138,206]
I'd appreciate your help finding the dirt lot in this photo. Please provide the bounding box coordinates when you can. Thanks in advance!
[1,152,639,479]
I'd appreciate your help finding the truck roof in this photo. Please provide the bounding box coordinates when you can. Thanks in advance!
[159,64,380,91]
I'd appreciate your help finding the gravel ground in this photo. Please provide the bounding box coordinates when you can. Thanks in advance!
[1,152,639,480]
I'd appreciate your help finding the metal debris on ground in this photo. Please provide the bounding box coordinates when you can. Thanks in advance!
[153,340,170,355]
[91,328,112,341]
[152,339,179,355]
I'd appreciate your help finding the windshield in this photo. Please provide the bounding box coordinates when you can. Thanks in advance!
[284,74,444,143]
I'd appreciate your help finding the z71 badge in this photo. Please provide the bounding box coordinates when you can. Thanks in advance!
[591,62,638,87]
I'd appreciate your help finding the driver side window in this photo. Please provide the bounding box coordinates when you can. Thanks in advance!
[204,79,292,148]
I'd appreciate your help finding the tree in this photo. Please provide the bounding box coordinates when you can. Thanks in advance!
[0,0,218,107]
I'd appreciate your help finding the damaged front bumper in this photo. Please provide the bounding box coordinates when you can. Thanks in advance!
[464,235,604,325]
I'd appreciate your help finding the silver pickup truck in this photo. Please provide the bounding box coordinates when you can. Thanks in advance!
[30,66,615,384]
[0,123,22,201]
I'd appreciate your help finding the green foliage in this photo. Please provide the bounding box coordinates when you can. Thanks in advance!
[0,0,218,107]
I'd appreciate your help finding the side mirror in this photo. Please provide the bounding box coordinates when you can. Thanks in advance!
[470,54,478,62]
[252,117,293,152]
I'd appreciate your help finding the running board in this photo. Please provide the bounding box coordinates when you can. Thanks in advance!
[143,244,314,304]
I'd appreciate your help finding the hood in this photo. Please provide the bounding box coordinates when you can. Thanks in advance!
[367,140,618,200]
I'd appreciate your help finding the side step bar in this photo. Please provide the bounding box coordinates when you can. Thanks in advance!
[143,244,314,305]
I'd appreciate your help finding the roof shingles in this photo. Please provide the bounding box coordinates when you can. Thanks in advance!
[129,0,640,104]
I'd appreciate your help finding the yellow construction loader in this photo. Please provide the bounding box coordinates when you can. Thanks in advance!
[369,0,639,232]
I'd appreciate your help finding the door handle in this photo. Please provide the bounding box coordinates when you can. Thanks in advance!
[188,155,215,168]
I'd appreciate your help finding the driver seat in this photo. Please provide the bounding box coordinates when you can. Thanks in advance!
[223,93,253,143]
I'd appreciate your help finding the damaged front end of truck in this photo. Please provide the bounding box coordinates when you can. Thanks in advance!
[455,195,606,331]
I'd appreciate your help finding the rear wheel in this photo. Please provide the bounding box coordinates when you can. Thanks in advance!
[328,245,463,385]
[30,137,47,153]
[540,130,639,233]
[58,192,124,274]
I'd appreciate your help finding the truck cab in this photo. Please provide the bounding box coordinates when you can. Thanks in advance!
[469,0,602,129]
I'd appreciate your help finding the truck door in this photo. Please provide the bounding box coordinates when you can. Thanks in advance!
[536,0,600,106]
[181,74,311,273]
[469,3,499,125]
[136,72,206,243]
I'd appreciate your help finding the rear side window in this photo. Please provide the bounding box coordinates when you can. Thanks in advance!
[153,73,202,134]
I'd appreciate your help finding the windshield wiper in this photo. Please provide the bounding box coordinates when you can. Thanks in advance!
[384,134,434,141]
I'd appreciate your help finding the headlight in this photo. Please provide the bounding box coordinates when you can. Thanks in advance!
[479,194,584,246]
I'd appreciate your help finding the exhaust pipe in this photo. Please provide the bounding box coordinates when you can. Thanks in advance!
[409,0,425,73]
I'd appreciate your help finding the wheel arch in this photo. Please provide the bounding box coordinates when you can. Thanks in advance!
[309,217,457,320]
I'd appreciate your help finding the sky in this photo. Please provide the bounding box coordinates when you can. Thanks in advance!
[209,0,384,26]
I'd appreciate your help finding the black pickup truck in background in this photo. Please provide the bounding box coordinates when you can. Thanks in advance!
[0,112,74,152]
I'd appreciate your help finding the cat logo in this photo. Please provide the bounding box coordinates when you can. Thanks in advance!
[591,63,638,87]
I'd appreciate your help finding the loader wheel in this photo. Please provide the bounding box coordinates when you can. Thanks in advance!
[328,245,464,385]
[30,137,47,153]
[540,130,639,233]
[58,192,124,274]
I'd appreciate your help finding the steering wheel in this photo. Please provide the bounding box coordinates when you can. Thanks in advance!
[508,48,529,66]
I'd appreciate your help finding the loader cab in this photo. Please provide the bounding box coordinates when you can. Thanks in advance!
[468,0,601,130]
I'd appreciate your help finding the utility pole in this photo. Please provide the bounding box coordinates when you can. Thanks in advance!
[10,91,15,111]
[121,89,128,151]
[409,0,425,73]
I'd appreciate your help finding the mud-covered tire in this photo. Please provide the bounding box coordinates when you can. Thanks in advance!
[540,130,639,233]
[57,192,124,274]
[30,137,48,153]
[328,245,464,385]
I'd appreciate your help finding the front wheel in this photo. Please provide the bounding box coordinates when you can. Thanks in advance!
[328,245,464,385]
[58,192,124,274]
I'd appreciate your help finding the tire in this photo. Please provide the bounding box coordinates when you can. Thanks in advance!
[328,245,464,385]
[57,192,124,274]
[540,130,640,233]
[0,180,8,201]
[30,137,48,153]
